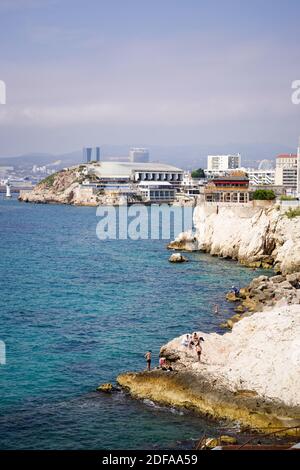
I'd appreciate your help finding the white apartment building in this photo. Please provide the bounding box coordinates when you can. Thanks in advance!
[207,153,241,172]
[244,168,275,185]
[275,154,298,189]
[129,148,149,163]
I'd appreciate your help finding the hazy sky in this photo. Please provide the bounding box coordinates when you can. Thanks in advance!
[0,0,300,156]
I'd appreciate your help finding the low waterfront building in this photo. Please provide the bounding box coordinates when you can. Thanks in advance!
[204,175,250,203]
[80,161,184,203]
[138,181,176,202]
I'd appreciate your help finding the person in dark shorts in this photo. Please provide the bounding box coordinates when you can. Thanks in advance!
[196,337,205,362]
[145,350,152,371]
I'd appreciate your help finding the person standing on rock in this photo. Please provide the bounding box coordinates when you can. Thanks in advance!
[196,338,204,362]
[145,350,152,371]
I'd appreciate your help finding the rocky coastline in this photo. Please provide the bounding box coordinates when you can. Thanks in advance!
[117,204,300,436]
[118,304,300,436]
[222,272,300,329]
[168,204,300,274]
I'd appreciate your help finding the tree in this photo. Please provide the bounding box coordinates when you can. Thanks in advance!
[191,168,205,179]
[252,189,276,200]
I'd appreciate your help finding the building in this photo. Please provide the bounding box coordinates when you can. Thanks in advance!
[275,153,297,190]
[81,161,183,203]
[83,147,101,163]
[297,139,300,196]
[138,181,176,202]
[129,148,149,163]
[207,153,241,172]
[204,175,250,203]
[244,168,275,186]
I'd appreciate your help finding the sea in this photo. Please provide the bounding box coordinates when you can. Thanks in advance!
[0,196,268,449]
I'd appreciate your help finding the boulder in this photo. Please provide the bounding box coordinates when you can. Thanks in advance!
[286,273,300,286]
[279,281,294,290]
[234,305,245,313]
[220,435,238,445]
[270,275,285,284]
[238,288,249,299]
[97,383,114,393]
[168,253,188,263]
[202,438,219,449]
[242,298,257,311]
[226,292,239,302]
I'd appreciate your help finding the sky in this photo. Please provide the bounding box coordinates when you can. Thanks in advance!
[0,0,300,157]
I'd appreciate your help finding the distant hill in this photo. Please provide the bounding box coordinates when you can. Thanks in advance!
[0,143,296,170]
[0,151,82,169]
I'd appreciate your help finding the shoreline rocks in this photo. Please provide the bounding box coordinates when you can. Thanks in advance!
[223,273,300,328]
[117,305,300,436]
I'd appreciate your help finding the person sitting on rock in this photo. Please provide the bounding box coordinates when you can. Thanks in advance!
[159,357,167,369]
[181,334,190,347]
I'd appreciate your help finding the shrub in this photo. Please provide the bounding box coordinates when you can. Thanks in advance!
[280,195,297,201]
[285,207,300,219]
[252,189,276,200]
[191,168,205,179]
[39,173,57,188]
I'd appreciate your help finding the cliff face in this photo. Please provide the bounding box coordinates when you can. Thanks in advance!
[118,305,300,433]
[169,204,300,274]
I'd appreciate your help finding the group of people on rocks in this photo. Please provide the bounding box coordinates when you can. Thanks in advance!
[181,332,204,362]
[144,332,204,371]
[144,351,173,372]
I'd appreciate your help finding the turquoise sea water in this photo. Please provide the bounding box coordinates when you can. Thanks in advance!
[0,196,267,449]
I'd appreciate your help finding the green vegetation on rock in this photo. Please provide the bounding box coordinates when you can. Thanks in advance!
[280,195,297,201]
[39,172,58,188]
[285,207,300,219]
[252,189,276,200]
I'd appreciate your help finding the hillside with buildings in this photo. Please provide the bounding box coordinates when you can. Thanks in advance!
[15,137,300,208]
[18,161,184,205]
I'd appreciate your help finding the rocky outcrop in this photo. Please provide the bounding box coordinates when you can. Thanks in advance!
[168,253,188,263]
[96,383,115,393]
[168,204,300,274]
[18,166,128,206]
[118,305,300,435]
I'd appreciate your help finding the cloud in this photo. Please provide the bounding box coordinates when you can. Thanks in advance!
[0,0,57,11]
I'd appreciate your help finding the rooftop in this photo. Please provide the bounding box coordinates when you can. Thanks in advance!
[91,161,183,178]
[276,154,297,158]
[138,181,172,186]
[212,176,249,182]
